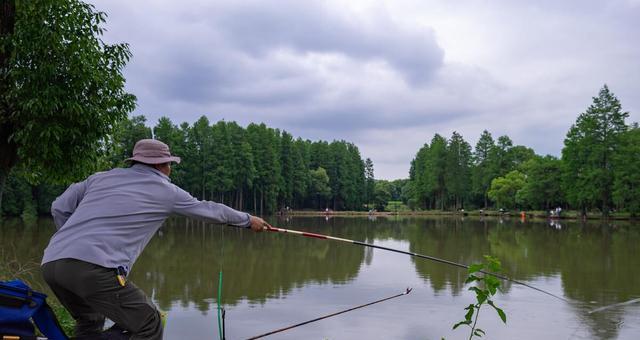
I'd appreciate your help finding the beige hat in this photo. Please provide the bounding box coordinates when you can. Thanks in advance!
[126,139,181,164]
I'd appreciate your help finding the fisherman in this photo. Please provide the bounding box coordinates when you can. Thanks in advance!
[40,139,269,340]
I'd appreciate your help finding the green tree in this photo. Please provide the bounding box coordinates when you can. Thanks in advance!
[188,116,215,199]
[153,117,188,188]
[0,0,135,214]
[106,115,152,167]
[308,167,331,209]
[364,158,375,208]
[487,170,526,210]
[424,134,448,210]
[612,126,640,215]
[408,143,430,209]
[490,135,514,178]
[291,138,309,208]
[247,123,280,215]
[373,180,392,211]
[224,121,255,209]
[509,145,535,169]
[562,85,628,216]
[518,155,563,210]
[472,130,496,208]
[279,131,295,208]
[445,131,472,210]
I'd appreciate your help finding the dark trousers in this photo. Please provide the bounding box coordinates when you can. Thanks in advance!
[42,259,163,340]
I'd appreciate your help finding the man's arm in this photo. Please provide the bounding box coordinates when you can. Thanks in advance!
[51,180,88,229]
[172,186,268,231]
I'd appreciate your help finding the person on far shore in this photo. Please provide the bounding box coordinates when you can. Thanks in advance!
[40,139,270,340]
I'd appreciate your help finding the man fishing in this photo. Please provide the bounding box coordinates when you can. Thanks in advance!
[40,139,269,340]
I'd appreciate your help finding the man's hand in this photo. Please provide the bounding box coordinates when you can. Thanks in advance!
[249,215,271,232]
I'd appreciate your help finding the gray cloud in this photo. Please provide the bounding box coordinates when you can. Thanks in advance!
[92,0,640,179]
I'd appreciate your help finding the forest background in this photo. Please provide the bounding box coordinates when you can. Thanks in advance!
[1,1,638,219]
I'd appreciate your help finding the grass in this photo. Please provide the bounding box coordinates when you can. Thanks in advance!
[0,247,75,337]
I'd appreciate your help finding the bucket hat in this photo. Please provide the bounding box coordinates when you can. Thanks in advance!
[125,139,181,164]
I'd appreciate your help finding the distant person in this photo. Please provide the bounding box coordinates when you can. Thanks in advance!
[40,139,270,340]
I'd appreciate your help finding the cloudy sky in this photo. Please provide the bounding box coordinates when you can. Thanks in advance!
[91,0,640,179]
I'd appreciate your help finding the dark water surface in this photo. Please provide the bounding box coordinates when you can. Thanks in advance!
[1,216,639,339]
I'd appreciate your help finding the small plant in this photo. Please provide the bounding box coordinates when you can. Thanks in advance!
[453,255,507,339]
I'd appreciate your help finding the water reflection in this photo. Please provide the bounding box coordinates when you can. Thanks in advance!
[1,216,639,339]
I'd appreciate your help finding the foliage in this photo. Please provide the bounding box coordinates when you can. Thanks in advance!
[0,0,135,214]
[308,167,332,207]
[0,247,75,336]
[471,130,496,209]
[364,158,375,208]
[487,170,526,210]
[373,180,392,210]
[445,132,472,210]
[406,85,636,217]
[612,126,640,215]
[453,255,507,339]
[518,156,563,209]
[562,85,628,216]
[2,114,372,216]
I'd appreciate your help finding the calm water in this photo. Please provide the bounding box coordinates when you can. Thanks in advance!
[1,216,639,339]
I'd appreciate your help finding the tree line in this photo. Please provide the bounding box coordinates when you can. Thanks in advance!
[405,85,638,217]
[1,115,373,217]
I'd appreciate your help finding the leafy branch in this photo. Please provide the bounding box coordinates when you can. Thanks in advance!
[453,255,507,339]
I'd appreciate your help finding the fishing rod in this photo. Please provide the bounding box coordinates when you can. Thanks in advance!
[246,288,412,340]
[262,224,569,303]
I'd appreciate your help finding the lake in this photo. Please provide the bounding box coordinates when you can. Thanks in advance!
[1,216,639,339]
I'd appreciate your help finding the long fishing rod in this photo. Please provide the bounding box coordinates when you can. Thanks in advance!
[246,288,412,340]
[262,225,569,303]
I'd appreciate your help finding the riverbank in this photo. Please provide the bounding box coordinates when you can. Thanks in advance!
[283,209,637,220]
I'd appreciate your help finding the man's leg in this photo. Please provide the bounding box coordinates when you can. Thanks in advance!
[42,260,106,337]
[88,281,163,340]
[42,259,163,340]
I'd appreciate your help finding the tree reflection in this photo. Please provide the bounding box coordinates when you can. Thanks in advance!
[2,216,639,340]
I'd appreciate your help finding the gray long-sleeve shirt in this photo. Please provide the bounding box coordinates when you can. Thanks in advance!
[42,164,251,272]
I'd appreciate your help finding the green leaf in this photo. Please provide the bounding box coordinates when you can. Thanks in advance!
[468,263,484,274]
[468,286,483,295]
[464,305,475,321]
[476,292,487,305]
[453,320,471,330]
[488,301,507,323]
[465,274,480,284]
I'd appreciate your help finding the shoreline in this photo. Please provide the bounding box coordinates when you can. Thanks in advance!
[281,210,637,221]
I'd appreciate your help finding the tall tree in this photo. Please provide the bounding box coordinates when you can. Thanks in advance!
[612,126,640,216]
[364,158,375,208]
[188,116,214,199]
[488,170,526,210]
[279,131,295,208]
[562,85,628,216]
[106,115,152,167]
[153,117,188,188]
[445,131,472,210]
[308,167,331,209]
[291,138,309,208]
[472,130,496,208]
[490,135,514,178]
[518,155,564,210]
[424,134,448,210]
[0,0,135,214]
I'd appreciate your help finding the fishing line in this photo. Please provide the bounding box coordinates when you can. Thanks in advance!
[588,298,640,314]
[246,288,412,339]
[217,224,226,340]
[263,225,569,303]
[263,224,604,340]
